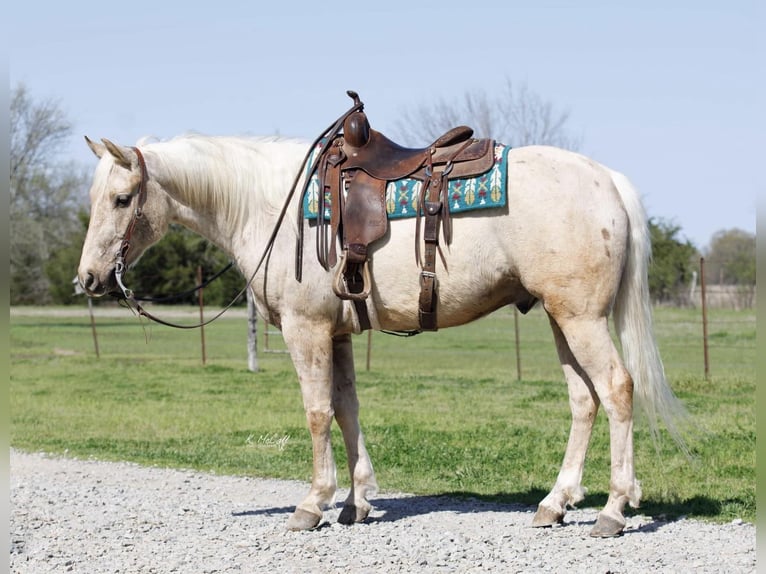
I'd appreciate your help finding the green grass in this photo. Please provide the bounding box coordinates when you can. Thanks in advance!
[10,304,755,523]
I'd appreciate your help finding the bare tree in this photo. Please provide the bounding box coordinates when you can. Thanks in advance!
[11,85,71,181]
[10,83,87,304]
[392,79,582,150]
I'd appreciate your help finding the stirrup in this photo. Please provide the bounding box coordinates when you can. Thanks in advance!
[332,250,371,301]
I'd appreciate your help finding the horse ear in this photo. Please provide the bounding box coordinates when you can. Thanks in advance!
[101,138,135,168]
[85,136,106,158]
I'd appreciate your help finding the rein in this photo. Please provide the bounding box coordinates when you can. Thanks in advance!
[113,95,364,329]
[132,261,234,303]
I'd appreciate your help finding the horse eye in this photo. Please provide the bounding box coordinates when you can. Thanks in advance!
[115,194,132,208]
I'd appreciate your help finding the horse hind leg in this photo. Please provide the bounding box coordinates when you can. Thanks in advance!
[532,315,600,528]
[552,314,641,538]
[331,334,378,525]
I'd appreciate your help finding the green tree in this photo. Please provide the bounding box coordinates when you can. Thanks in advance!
[648,218,699,305]
[704,228,755,285]
[44,211,90,303]
[46,216,245,306]
[128,225,245,307]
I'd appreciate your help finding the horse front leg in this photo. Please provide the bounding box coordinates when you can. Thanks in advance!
[533,315,599,528]
[282,321,337,531]
[331,334,378,525]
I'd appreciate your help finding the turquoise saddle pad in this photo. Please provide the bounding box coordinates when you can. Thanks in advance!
[302,141,510,220]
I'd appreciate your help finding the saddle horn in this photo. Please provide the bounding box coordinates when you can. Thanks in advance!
[343,90,370,147]
[346,90,362,107]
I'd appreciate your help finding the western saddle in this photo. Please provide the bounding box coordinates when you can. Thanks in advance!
[298,91,495,333]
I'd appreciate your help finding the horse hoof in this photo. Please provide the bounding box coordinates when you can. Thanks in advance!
[338,504,370,525]
[531,505,564,528]
[286,508,322,531]
[590,513,625,537]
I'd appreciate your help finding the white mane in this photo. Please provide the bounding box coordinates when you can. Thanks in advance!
[142,134,310,233]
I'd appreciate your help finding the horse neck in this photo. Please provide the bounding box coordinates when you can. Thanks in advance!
[146,137,304,257]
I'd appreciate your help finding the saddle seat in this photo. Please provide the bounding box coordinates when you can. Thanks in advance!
[342,110,483,181]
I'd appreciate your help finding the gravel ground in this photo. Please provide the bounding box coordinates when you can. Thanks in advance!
[10,449,755,574]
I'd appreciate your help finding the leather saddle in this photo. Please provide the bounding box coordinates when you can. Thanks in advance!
[304,91,495,332]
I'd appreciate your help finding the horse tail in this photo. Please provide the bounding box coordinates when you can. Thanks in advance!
[609,169,689,452]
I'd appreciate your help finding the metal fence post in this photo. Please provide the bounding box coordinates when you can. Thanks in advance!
[197,265,207,366]
[247,289,259,372]
[514,307,521,381]
[700,257,710,380]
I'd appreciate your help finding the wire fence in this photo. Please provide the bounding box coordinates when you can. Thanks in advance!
[508,307,755,381]
[53,274,756,383]
[254,303,755,382]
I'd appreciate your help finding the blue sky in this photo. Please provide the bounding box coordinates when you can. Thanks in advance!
[9,1,761,250]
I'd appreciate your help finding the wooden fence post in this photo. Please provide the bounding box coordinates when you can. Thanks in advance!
[87,297,100,359]
[366,330,372,371]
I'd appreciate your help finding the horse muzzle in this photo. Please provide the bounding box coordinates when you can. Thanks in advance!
[77,267,118,298]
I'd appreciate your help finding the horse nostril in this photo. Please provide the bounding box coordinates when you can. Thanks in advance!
[81,272,97,291]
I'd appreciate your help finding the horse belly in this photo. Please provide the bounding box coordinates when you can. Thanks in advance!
[364,214,523,331]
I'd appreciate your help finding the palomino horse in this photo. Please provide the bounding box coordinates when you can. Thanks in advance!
[77,132,686,537]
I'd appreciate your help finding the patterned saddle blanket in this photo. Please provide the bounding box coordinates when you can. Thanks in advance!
[302,141,510,221]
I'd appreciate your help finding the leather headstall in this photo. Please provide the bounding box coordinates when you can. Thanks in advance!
[113,147,149,300]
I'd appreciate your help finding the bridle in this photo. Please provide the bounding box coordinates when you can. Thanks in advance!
[113,147,148,301]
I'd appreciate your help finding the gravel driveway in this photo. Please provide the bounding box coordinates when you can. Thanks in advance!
[10,449,755,573]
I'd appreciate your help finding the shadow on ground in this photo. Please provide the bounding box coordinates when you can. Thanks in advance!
[232,488,734,534]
